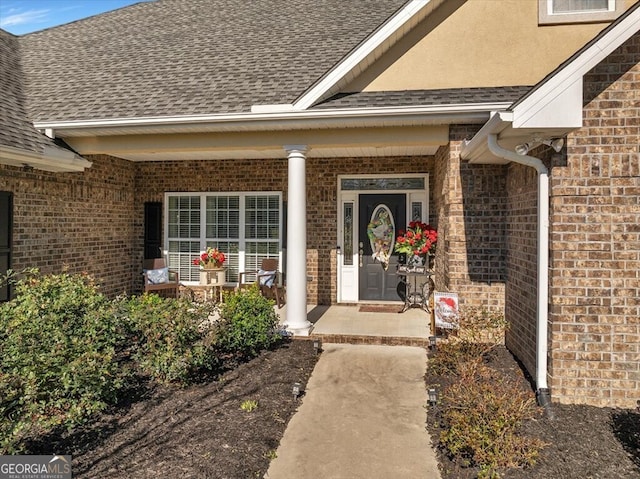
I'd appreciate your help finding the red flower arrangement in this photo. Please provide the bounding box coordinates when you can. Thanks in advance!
[193,247,226,268]
[394,221,438,256]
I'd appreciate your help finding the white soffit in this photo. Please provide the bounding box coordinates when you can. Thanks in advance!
[292,0,443,110]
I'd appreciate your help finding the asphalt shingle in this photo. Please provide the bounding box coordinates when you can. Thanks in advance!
[19,0,408,122]
[0,30,64,155]
[313,87,534,109]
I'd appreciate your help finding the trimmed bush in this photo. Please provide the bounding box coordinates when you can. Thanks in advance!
[428,307,544,478]
[118,294,219,385]
[216,285,282,360]
[439,365,545,478]
[0,270,127,453]
[428,306,508,377]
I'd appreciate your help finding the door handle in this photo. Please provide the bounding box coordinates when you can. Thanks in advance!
[359,248,363,267]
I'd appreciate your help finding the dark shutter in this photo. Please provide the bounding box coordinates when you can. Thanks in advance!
[0,191,12,301]
[144,202,163,259]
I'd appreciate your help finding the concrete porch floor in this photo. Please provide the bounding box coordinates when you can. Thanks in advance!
[275,303,431,346]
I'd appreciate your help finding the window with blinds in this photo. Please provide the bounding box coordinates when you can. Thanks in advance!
[166,192,281,284]
[539,0,621,23]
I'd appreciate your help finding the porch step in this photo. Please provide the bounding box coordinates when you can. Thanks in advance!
[309,332,429,347]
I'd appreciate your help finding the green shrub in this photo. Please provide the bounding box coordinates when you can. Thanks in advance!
[439,365,545,478]
[429,307,508,377]
[120,294,219,384]
[0,270,127,453]
[216,285,282,360]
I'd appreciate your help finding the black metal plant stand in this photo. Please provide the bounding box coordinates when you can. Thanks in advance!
[396,265,434,313]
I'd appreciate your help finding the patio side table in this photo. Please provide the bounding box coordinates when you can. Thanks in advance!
[396,265,434,313]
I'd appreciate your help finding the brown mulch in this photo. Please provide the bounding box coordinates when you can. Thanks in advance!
[29,339,318,479]
[426,345,640,479]
[27,340,639,478]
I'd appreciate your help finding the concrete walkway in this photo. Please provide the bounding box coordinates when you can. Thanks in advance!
[265,344,441,479]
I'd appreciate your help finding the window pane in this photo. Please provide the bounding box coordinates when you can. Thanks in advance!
[206,195,239,239]
[168,240,200,282]
[207,240,239,282]
[343,203,353,266]
[341,177,425,191]
[166,193,281,284]
[412,202,423,222]
[552,0,609,12]
[244,241,279,282]
[245,194,279,239]
[168,195,200,239]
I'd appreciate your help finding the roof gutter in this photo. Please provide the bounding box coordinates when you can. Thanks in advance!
[0,144,92,172]
[33,102,512,136]
[487,134,551,409]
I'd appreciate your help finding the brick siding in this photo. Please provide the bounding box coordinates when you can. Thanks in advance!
[435,125,506,310]
[504,162,541,380]
[547,31,640,407]
[0,155,136,297]
[135,155,434,304]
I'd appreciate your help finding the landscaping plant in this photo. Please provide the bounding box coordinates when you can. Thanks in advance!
[216,285,282,361]
[0,270,127,453]
[0,270,221,453]
[428,306,545,478]
[117,293,219,385]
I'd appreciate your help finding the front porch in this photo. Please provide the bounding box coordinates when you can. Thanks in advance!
[276,303,431,347]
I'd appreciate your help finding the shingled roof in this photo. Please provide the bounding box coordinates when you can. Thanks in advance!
[314,87,534,109]
[19,0,408,122]
[0,30,63,154]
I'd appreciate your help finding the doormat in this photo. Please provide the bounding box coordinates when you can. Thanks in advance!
[358,304,402,313]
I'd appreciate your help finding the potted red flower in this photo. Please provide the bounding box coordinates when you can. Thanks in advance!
[394,221,437,267]
[193,247,226,269]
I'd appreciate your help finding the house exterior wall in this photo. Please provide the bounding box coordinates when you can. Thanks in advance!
[0,155,137,297]
[134,155,434,305]
[436,126,506,310]
[349,0,636,92]
[547,31,640,408]
[504,162,541,382]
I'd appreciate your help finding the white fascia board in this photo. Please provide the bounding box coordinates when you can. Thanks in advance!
[250,104,295,113]
[460,111,512,161]
[291,0,437,111]
[0,145,92,172]
[34,101,512,135]
[513,6,640,129]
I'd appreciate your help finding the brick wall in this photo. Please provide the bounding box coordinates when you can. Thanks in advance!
[504,162,540,380]
[437,125,506,310]
[548,31,640,407]
[0,155,136,297]
[135,155,433,304]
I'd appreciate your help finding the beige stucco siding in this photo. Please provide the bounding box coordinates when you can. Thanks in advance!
[349,0,637,92]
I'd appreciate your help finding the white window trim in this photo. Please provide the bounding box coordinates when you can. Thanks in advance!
[164,191,283,286]
[539,0,622,24]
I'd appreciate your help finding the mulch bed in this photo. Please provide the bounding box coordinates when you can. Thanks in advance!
[425,345,640,479]
[28,339,318,479]
[26,340,639,478]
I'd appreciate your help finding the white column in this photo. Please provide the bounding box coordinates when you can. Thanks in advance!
[284,145,312,336]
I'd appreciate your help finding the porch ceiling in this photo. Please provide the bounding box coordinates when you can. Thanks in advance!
[64,125,448,161]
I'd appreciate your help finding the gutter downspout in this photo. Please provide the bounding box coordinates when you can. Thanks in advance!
[487,134,552,412]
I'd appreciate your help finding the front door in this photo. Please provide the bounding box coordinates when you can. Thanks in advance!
[358,194,405,301]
